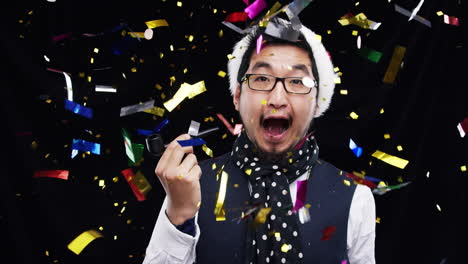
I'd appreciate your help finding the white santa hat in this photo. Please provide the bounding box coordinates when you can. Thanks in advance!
[227,17,336,118]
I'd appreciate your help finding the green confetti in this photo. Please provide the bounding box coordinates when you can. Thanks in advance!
[358,47,383,63]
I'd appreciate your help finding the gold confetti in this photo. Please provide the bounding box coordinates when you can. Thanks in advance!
[31,141,38,150]
[212,163,217,170]
[274,232,281,238]
[383,45,406,84]
[340,89,348,95]
[271,109,277,114]
[352,30,358,36]
[254,207,272,225]
[218,29,223,37]
[461,165,467,172]
[327,30,332,34]
[397,145,403,151]
[217,70,226,77]
[163,81,207,112]
[233,184,239,188]
[371,150,409,169]
[90,57,94,64]
[214,171,228,221]
[244,168,252,175]
[132,171,152,196]
[197,201,202,208]
[227,54,235,60]
[376,217,381,223]
[143,106,165,117]
[145,19,169,29]
[177,1,182,7]
[128,32,145,38]
[350,112,359,119]
[384,133,391,139]
[380,108,385,114]
[99,180,105,187]
[183,68,188,74]
[343,179,351,186]
[67,230,103,255]
[87,76,92,82]
[261,99,267,105]
[281,243,291,253]
[222,133,227,139]
[202,144,214,157]
[188,35,194,42]
[436,11,444,16]
[204,116,215,122]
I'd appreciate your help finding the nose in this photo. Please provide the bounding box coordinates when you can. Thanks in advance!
[267,79,289,109]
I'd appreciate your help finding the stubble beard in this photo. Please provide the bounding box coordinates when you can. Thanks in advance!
[239,114,312,164]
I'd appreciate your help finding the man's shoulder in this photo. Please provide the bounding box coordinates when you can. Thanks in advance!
[314,159,347,175]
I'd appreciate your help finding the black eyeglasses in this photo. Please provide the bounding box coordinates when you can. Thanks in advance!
[241,74,317,94]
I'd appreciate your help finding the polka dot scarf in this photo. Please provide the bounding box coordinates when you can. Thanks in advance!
[230,131,319,264]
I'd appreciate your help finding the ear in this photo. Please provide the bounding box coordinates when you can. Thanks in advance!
[233,84,241,111]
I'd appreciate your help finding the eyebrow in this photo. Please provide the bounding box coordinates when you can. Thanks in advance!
[251,61,272,72]
[251,61,311,76]
[291,64,311,75]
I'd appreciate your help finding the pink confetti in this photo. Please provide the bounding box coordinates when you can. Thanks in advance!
[243,0,249,5]
[443,14,460,26]
[33,170,69,180]
[293,180,307,212]
[244,0,267,20]
[52,32,73,42]
[233,123,243,135]
[457,117,468,137]
[216,113,242,135]
[256,34,264,54]
[341,260,348,264]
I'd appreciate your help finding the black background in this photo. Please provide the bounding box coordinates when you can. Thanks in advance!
[1,0,466,263]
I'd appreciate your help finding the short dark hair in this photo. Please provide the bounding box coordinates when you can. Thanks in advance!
[236,27,320,91]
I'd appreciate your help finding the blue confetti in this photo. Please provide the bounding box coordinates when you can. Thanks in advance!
[137,129,154,136]
[352,147,363,157]
[72,139,101,155]
[65,100,93,119]
[154,118,169,133]
[177,138,207,147]
[349,138,363,158]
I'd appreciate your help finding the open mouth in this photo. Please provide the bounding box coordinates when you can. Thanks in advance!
[262,117,291,138]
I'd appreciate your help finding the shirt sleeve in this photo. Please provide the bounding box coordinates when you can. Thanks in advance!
[143,197,200,264]
[347,184,376,264]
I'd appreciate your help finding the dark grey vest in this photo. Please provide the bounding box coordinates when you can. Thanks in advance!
[196,153,356,263]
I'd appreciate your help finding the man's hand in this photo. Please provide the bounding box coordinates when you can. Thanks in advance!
[155,134,202,226]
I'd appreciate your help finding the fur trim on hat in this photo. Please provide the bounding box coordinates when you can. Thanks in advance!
[227,22,336,117]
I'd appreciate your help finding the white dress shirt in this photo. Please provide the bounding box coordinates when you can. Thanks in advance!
[143,172,376,264]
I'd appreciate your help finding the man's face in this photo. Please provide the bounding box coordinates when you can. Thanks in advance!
[233,44,318,158]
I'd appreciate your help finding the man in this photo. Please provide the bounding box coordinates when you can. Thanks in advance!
[143,17,376,264]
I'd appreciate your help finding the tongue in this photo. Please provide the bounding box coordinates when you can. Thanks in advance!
[266,125,284,136]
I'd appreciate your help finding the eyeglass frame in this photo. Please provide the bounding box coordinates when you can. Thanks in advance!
[241,73,318,95]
